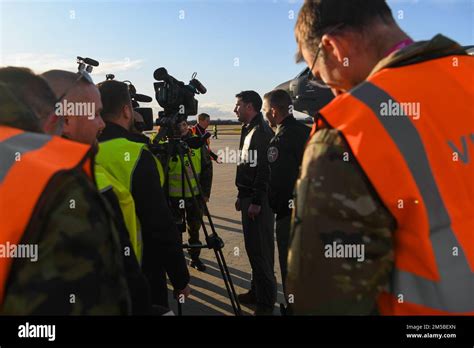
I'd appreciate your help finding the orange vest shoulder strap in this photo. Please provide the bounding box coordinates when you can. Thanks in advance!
[0,126,92,304]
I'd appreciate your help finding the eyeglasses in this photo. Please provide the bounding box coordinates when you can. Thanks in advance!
[307,23,345,89]
[54,69,93,105]
[308,43,327,88]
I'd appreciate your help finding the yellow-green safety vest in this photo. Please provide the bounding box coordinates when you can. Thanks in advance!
[167,140,202,198]
[95,138,165,263]
[96,138,165,189]
[95,163,142,263]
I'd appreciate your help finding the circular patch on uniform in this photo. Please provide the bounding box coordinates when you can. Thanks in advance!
[267,146,279,163]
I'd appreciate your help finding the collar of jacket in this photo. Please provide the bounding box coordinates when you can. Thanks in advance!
[370,34,466,76]
[244,112,264,131]
[99,121,132,142]
[279,114,296,127]
[276,114,296,134]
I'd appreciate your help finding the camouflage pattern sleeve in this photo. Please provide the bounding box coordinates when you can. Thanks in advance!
[1,170,131,315]
[287,128,396,315]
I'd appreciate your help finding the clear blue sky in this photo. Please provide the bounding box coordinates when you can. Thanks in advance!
[0,0,472,119]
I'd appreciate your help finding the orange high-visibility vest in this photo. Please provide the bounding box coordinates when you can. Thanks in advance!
[319,55,474,315]
[0,126,92,304]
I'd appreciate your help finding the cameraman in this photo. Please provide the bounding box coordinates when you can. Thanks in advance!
[166,120,212,272]
[96,80,191,309]
[192,112,219,164]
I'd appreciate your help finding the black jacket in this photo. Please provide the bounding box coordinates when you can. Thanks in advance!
[99,122,190,298]
[236,113,274,205]
[268,115,310,219]
[101,187,152,314]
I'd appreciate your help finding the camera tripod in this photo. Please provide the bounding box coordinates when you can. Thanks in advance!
[157,127,242,316]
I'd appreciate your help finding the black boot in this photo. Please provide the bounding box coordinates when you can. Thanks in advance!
[237,290,257,305]
[254,305,274,316]
[189,258,207,272]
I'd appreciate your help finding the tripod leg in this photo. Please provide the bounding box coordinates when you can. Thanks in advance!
[178,149,242,315]
[200,201,242,314]
[215,248,242,314]
[211,245,239,314]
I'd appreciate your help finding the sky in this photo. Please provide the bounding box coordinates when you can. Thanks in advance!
[0,0,473,120]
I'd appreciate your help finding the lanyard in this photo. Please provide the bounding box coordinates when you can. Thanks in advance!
[384,38,414,57]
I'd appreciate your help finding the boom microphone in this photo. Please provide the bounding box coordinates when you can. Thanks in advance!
[135,93,153,103]
[83,57,99,67]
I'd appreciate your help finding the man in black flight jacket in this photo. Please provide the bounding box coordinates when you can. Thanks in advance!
[234,90,276,316]
[263,89,310,302]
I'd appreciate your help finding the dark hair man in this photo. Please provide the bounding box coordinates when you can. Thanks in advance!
[262,89,310,305]
[97,80,190,310]
[289,0,473,315]
[0,72,130,315]
[234,90,276,315]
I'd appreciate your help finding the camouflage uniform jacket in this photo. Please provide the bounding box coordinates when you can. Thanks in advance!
[287,35,467,315]
[0,89,131,315]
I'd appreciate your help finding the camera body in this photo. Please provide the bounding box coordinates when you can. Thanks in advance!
[153,68,206,119]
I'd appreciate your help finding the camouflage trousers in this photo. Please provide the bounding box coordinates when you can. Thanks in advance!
[169,197,203,259]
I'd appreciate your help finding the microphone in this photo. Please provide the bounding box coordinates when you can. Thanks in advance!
[190,77,207,94]
[77,57,99,67]
[134,93,152,103]
[153,67,169,81]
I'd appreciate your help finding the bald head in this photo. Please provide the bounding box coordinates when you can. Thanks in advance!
[41,69,105,145]
[42,70,89,101]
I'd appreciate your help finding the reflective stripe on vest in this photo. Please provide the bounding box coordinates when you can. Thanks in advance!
[95,164,142,263]
[320,55,474,314]
[0,126,91,304]
[167,145,201,198]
